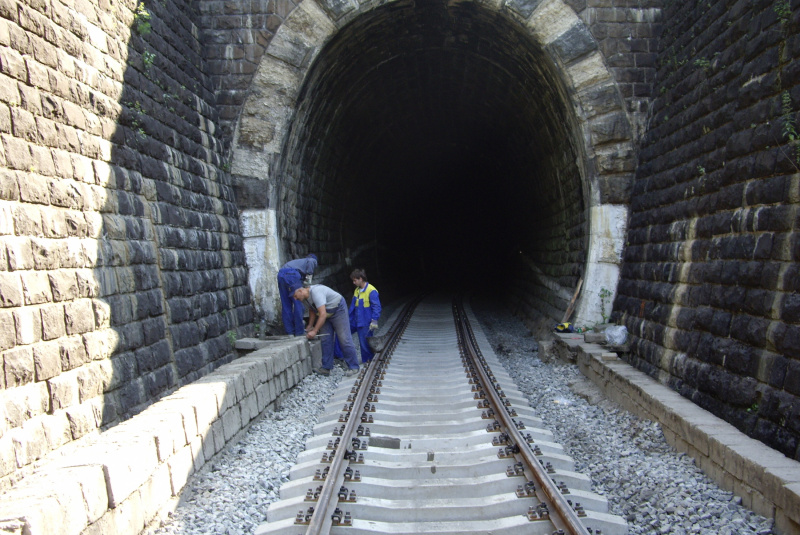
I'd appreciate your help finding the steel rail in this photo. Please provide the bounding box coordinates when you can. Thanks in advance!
[453,298,592,535]
[304,296,422,535]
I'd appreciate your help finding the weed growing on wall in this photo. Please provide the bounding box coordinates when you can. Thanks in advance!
[599,287,613,323]
[142,50,155,71]
[134,2,152,35]
[780,91,799,168]
[227,330,238,347]
[775,0,791,25]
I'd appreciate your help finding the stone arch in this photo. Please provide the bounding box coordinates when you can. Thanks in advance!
[231,0,635,328]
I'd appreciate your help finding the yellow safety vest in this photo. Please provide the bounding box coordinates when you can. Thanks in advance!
[353,283,378,308]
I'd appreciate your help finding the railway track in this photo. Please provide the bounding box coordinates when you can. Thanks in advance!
[255,295,628,535]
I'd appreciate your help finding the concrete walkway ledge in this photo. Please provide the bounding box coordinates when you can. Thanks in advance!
[543,334,800,535]
[0,337,318,535]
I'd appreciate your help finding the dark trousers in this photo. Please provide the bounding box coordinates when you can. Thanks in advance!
[320,301,359,370]
[355,326,374,363]
[277,268,304,335]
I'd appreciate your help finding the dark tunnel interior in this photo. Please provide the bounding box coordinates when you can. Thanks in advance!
[277,0,588,300]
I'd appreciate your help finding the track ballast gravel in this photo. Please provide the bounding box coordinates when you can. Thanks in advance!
[146,298,775,535]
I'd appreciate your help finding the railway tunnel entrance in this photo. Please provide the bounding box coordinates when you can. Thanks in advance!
[231,0,635,331]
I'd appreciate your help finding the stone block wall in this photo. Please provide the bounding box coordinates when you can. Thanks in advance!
[0,338,315,535]
[615,0,800,459]
[549,334,800,534]
[196,0,300,152]
[0,0,254,489]
[566,0,662,141]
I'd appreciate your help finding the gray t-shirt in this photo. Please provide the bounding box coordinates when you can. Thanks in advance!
[304,285,342,315]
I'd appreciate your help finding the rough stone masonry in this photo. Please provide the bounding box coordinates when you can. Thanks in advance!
[0,0,798,532]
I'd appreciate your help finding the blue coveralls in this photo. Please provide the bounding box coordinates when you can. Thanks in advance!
[277,255,317,335]
[349,283,381,363]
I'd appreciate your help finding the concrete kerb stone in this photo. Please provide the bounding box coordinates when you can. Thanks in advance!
[783,483,800,525]
[161,386,220,435]
[193,373,244,410]
[139,463,172,524]
[0,338,313,535]
[0,464,107,535]
[549,334,800,534]
[147,398,200,445]
[0,493,72,535]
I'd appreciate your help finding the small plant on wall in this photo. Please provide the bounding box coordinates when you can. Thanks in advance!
[599,287,613,323]
[133,2,151,35]
[226,330,238,347]
[775,0,791,26]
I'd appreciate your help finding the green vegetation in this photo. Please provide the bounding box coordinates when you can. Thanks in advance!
[599,287,613,323]
[125,100,147,137]
[133,2,152,35]
[775,0,791,26]
[780,90,799,168]
[142,50,155,71]
[226,330,238,346]
[781,91,798,143]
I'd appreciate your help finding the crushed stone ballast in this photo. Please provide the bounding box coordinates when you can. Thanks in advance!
[256,294,627,535]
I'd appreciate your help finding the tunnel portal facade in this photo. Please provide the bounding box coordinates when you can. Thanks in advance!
[229,0,641,331]
[4,0,800,511]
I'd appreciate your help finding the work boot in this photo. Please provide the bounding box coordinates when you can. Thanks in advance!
[344,367,359,377]
[314,367,331,376]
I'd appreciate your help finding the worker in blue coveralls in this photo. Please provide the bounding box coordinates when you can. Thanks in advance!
[349,269,381,363]
[293,285,361,377]
[277,254,317,335]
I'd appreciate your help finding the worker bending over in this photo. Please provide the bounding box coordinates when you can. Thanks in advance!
[277,254,317,335]
[293,284,360,377]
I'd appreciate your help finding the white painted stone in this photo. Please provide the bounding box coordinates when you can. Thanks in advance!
[572,204,627,328]
[528,0,580,45]
[241,208,281,324]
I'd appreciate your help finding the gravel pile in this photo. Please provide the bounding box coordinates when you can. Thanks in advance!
[147,298,775,535]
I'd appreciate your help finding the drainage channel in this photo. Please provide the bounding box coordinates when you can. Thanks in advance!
[255,295,628,535]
